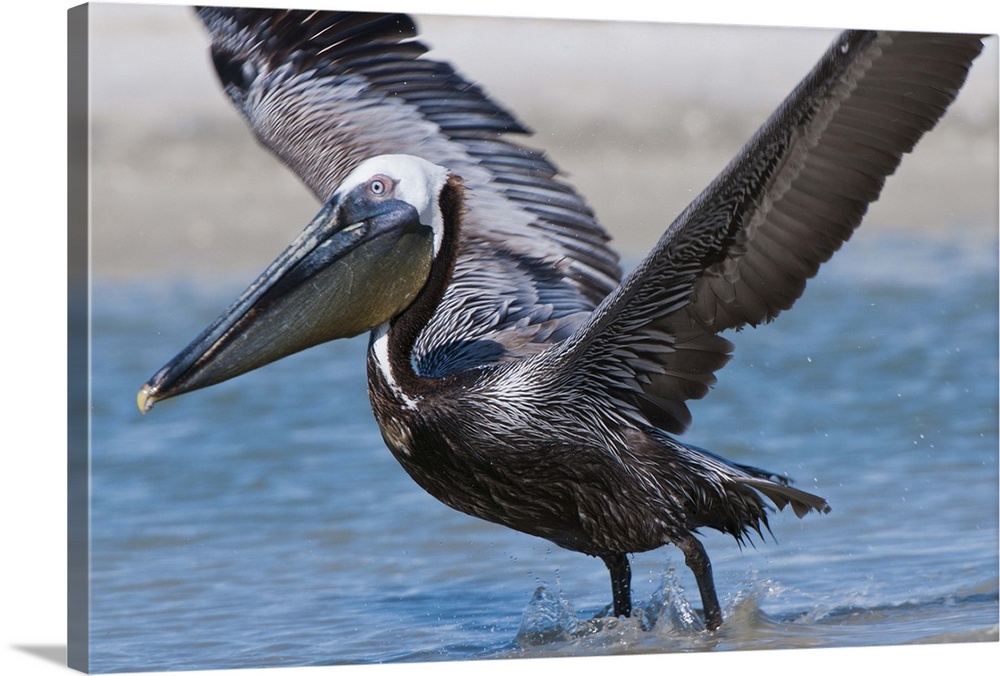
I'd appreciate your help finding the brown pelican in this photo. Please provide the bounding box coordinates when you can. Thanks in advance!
[138,9,985,631]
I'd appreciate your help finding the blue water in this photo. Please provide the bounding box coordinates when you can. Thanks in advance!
[88,229,998,672]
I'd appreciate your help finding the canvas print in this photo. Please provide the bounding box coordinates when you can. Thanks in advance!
[73,2,998,672]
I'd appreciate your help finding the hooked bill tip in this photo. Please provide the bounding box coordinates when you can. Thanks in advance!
[137,383,157,415]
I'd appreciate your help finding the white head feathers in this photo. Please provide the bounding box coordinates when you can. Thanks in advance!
[339,154,451,255]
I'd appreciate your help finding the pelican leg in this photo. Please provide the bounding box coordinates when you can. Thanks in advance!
[601,553,632,617]
[676,534,723,630]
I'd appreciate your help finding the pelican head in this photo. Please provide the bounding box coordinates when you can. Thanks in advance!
[138,154,454,412]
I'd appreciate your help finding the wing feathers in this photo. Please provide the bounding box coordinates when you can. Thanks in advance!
[554,29,983,434]
[690,31,985,332]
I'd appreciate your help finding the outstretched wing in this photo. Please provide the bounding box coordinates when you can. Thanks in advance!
[194,7,621,372]
[552,30,985,434]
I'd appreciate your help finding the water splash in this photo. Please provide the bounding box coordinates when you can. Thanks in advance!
[513,566,716,656]
[509,566,998,660]
[514,586,581,646]
[642,565,705,634]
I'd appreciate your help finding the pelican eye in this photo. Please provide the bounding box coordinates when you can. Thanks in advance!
[368,175,395,198]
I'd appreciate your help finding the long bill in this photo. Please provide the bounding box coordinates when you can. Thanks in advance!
[138,196,435,413]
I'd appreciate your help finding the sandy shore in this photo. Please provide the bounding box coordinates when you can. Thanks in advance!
[86,5,998,279]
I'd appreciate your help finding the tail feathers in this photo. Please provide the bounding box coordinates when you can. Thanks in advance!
[656,435,830,540]
[682,443,830,518]
[742,476,831,518]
